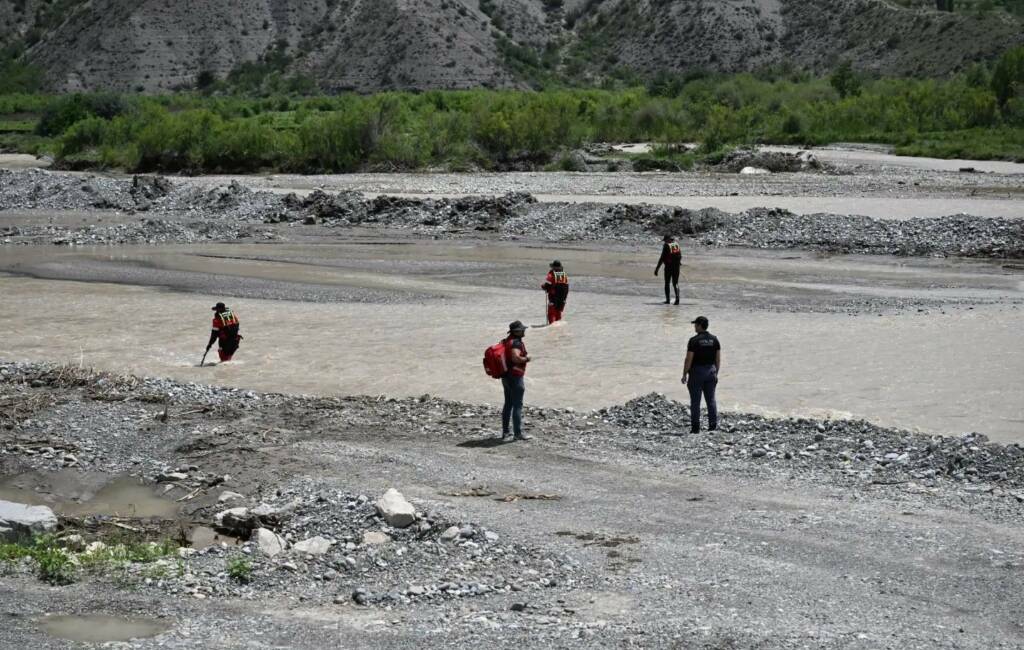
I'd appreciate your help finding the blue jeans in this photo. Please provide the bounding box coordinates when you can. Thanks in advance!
[687,365,718,432]
[502,375,525,436]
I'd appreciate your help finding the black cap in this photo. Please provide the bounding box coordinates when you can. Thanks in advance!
[212,302,226,311]
[663,235,674,242]
[691,316,709,328]
[550,260,562,268]
[508,320,527,333]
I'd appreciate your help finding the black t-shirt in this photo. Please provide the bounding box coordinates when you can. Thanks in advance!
[687,331,720,366]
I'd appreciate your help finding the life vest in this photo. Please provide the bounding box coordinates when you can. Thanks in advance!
[667,242,681,258]
[547,270,569,303]
[213,309,240,341]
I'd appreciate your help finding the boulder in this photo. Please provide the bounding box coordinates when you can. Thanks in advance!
[740,166,770,175]
[0,500,58,541]
[292,536,333,555]
[440,525,461,541]
[253,528,286,557]
[213,507,257,535]
[375,489,416,528]
[362,531,391,546]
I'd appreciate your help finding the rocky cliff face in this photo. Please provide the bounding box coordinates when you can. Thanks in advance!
[1,0,1021,92]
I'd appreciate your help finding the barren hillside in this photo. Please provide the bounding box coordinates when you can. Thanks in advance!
[1,0,1021,92]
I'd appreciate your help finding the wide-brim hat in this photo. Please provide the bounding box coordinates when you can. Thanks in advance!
[508,320,527,333]
[550,260,562,268]
[212,302,227,311]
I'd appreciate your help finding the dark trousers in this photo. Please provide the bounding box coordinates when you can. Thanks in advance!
[501,375,525,436]
[218,335,240,362]
[664,266,680,302]
[687,365,718,432]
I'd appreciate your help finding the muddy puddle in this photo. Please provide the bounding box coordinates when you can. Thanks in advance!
[39,614,170,643]
[1,242,1022,441]
[188,525,240,550]
[0,471,179,519]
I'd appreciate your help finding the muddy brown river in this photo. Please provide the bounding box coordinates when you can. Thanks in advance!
[1,241,1021,442]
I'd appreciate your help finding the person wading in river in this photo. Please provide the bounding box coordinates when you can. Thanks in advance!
[501,321,532,441]
[682,316,720,434]
[206,302,242,363]
[655,235,682,305]
[542,260,570,324]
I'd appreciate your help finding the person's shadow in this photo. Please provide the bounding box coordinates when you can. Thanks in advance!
[457,438,512,448]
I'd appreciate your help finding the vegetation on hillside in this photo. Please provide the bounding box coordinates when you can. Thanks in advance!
[0,46,1021,173]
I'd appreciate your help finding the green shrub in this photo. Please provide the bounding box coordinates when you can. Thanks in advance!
[226,556,252,583]
[35,547,75,585]
[5,70,1022,172]
[36,94,131,136]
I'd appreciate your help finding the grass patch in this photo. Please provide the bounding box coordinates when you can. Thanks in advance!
[894,128,1024,161]
[0,119,36,133]
[0,533,180,586]
[226,556,253,583]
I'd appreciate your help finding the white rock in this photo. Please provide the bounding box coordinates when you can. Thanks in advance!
[217,491,245,503]
[0,500,58,541]
[157,471,188,482]
[362,531,391,546]
[440,526,461,541]
[85,541,108,554]
[375,489,416,529]
[740,166,770,175]
[214,507,249,526]
[253,528,286,557]
[292,536,333,555]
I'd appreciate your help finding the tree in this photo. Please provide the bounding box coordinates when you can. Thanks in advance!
[195,70,218,91]
[829,61,862,99]
[991,46,1024,107]
[935,0,954,11]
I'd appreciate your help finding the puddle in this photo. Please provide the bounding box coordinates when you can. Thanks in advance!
[188,525,240,550]
[0,472,179,519]
[39,614,170,643]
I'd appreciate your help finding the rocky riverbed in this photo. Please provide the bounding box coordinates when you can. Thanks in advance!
[2,169,1021,258]
[2,361,1024,647]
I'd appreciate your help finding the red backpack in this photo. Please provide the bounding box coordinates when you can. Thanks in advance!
[483,339,509,379]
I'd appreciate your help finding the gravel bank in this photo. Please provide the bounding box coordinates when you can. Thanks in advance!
[2,361,1023,648]
[1,170,1020,258]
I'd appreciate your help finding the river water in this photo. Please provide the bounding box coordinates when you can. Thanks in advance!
[1,242,1021,441]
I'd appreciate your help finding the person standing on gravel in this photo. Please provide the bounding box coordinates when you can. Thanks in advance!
[206,302,242,363]
[682,316,720,433]
[542,260,570,324]
[655,235,682,305]
[501,321,531,441]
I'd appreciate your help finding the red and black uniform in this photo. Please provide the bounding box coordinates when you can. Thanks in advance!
[209,308,241,362]
[542,269,569,324]
[656,241,682,304]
